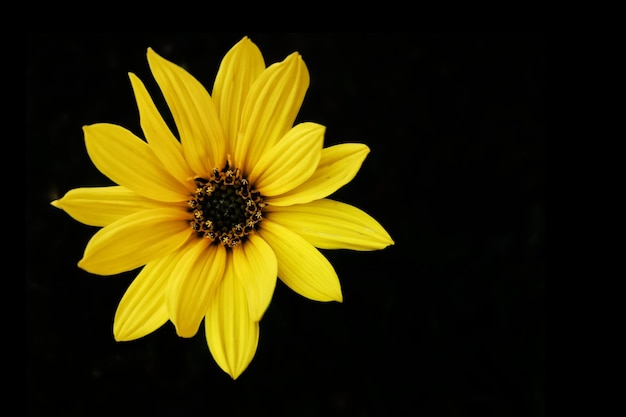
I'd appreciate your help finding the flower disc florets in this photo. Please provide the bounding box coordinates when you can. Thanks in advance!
[188,163,264,248]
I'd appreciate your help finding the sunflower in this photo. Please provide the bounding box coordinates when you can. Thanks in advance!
[51,36,394,379]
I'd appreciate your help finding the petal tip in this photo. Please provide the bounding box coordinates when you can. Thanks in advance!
[175,327,198,339]
[82,124,98,135]
[112,328,126,342]
[382,231,395,247]
[77,258,88,270]
[77,257,102,275]
[146,47,162,63]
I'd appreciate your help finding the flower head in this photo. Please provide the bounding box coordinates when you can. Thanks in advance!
[51,36,394,379]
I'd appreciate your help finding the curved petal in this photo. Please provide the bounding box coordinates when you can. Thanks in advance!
[51,186,166,227]
[266,143,370,206]
[212,36,265,148]
[113,246,191,341]
[235,52,309,173]
[128,72,195,188]
[78,207,191,275]
[232,233,277,322]
[84,123,191,202]
[248,122,324,196]
[266,199,394,250]
[167,240,226,338]
[205,254,259,379]
[147,48,227,175]
[50,185,173,226]
[257,219,342,303]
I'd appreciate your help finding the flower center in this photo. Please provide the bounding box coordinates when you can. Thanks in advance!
[188,164,264,248]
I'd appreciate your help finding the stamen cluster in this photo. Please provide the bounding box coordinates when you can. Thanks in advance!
[188,165,264,248]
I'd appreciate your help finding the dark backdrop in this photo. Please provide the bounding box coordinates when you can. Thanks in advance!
[26,33,544,417]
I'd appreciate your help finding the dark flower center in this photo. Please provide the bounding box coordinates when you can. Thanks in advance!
[188,163,264,248]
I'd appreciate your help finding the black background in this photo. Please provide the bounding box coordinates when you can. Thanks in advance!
[26,33,544,416]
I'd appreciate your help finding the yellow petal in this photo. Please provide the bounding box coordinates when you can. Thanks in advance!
[266,143,370,206]
[236,52,309,173]
[205,255,259,379]
[258,219,342,302]
[128,72,195,187]
[84,123,190,202]
[113,247,191,341]
[212,36,265,148]
[248,122,324,196]
[232,234,277,322]
[78,207,191,275]
[167,240,226,338]
[266,199,394,250]
[51,186,165,227]
[147,48,227,174]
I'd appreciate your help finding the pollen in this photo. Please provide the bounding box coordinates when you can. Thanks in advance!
[187,163,265,248]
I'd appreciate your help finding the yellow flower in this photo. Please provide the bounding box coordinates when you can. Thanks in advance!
[51,36,394,379]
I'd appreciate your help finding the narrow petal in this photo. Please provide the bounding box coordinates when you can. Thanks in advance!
[232,234,277,322]
[51,186,166,227]
[258,219,342,302]
[212,36,265,148]
[235,52,309,173]
[167,240,226,338]
[147,48,227,174]
[248,122,324,196]
[84,123,191,202]
[266,199,394,250]
[113,247,191,341]
[78,207,191,275]
[205,255,259,379]
[128,72,195,187]
[266,143,370,206]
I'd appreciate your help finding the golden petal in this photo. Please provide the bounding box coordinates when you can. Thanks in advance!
[113,246,191,341]
[147,48,226,174]
[266,199,394,250]
[51,186,165,227]
[83,123,190,202]
[248,122,324,196]
[235,52,309,173]
[232,233,277,322]
[78,207,191,275]
[212,36,266,149]
[128,72,195,187]
[258,219,342,302]
[266,143,370,206]
[205,255,259,379]
[167,240,226,338]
